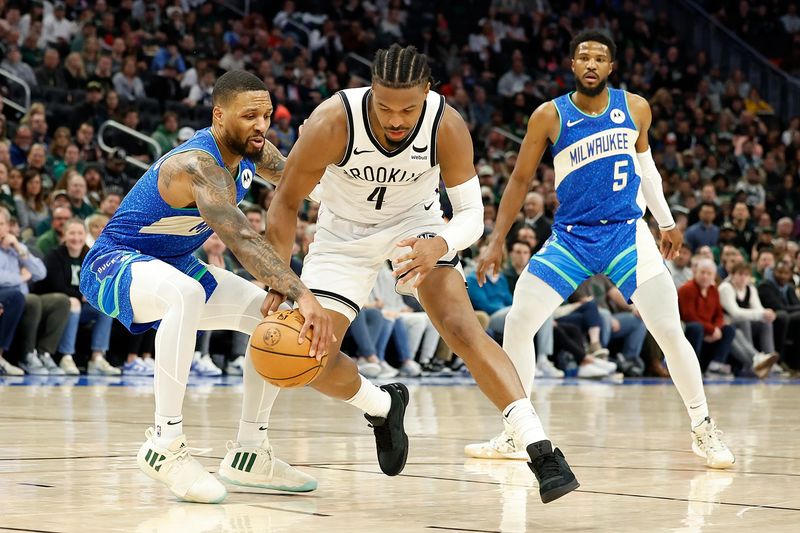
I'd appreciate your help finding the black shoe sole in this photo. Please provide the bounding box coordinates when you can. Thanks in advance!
[381,383,409,476]
[540,478,580,504]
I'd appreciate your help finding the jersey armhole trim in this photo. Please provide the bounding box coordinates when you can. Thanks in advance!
[552,101,563,147]
[622,91,637,132]
[430,94,446,167]
[336,92,355,167]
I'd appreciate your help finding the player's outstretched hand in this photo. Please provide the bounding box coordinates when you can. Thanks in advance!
[261,289,287,316]
[295,291,335,361]
[393,236,449,289]
[476,238,504,287]
[659,227,683,260]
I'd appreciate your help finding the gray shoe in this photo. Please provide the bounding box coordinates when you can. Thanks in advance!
[20,351,48,375]
[39,352,65,375]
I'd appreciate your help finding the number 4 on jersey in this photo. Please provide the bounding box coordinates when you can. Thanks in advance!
[368,186,387,210]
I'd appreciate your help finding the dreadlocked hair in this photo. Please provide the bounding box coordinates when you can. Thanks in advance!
[371,44,431,89]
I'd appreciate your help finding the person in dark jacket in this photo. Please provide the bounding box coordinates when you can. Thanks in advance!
[757,261,800,368]
[35,218,117,375]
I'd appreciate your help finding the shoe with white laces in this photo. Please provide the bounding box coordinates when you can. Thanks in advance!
[691,417,735,469]
[218,440,317,492]
[88,355,122,375]
[123,357,155,376]
[58,354,80,375]
[0,355,24,376]
[378,360,399,379]
[464,430,528,460]
[137,427,227,503]
[225,355,245,376]
[191,353,222,377]
[537,358,565,378]
[20,351,48,375]
[38,352,65,375]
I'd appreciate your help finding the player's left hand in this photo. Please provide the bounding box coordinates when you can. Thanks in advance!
[261,289,287,316]
[393,236,449,289]
[659,227,683,260]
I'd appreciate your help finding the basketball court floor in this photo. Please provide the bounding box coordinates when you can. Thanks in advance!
[1,374,799,532]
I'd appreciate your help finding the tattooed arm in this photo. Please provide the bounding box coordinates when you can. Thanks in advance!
[254,140,286,186]
[185,152,333,356]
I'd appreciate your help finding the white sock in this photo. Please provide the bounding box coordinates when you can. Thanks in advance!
[689,403,710,428]
[345,375,391,417]
[503,399,547,448]
[237,420,269,447]
[154,413,183,447]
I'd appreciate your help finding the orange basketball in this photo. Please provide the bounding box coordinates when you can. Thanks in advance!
[249,309,328,388]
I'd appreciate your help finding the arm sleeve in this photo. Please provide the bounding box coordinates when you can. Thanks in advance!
[438,176,484,254]
[636,148,676,230]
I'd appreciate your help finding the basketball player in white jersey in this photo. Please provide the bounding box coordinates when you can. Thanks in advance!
[466,30,734,469]
[266,44,579,503]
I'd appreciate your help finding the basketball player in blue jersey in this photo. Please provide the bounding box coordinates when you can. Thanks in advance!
[79,71,336,504]
[467,31,735,469]
[266,44,579,503]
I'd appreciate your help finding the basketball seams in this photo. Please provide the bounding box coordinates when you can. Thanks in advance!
[248,345,318,358]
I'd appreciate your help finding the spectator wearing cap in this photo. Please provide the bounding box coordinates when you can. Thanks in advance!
[183,70,216,109]
[684,201,720,252]
[104,148,136,193]
[272,105,296,156]
[32,189,71,238]
[35,204,72,256]
[88,55,114,94]
[35,48,67,88]
[112,56,146,103]
[151,111,180,154]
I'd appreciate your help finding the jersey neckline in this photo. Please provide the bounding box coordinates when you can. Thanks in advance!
[567,88,611,119]
[361,89,428,158]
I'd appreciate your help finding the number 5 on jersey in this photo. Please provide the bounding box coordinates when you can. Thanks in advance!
[613,160,628,192]
[368,186,387,210]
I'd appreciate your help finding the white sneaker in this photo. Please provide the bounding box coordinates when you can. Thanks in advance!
[0,355,24,376]
[590,357,617,373]
[399,359,422,377]
[357,359,381,378]
[191,354,222,377]
[464,430,528,460]
[378,360,399,378]
[38,352,65,375]
[577,361,609,378]
[219,440,317,492]
[137,428,227,504]
[141,357,156,370]
[59,354,80,375]
[88,355,122,375]
[753,353,779,379]
[225,355,245,376]
[537,358,565,378]
[691,417,735,469]
[20,351,48,375]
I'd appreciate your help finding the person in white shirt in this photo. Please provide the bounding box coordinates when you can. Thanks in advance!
[42,3,77,49]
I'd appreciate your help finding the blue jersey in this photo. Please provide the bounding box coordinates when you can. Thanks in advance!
[550,88,643,227]
[96,127,255,258]
[80,128,255,333]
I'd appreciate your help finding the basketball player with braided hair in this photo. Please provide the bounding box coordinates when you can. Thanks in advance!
[266,44,580,503]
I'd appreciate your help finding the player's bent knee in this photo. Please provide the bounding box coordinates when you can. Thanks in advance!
[439,313,484,353]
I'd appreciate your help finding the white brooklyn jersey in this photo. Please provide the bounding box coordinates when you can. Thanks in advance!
[317,86,446,224]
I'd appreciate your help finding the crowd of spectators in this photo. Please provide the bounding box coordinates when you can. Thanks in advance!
[1,0,799,380]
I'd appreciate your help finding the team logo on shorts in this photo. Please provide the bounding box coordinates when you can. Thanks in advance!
[610,109,626,124]
[240,168,253,189]
[262,327,281,347]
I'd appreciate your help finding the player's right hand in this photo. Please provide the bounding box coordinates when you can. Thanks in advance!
[295,291,335,361]
[261,289,287,316]
[476,238,504,287]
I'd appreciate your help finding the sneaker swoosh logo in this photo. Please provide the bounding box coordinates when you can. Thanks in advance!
[259,426,268,431]
[166,419,183,425]
[423,201,435,210]
[353,148,374,155]
[412,144,428,153]
[567,118,584,127]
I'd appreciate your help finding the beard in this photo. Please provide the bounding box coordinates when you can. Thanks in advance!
[575,76,607,97]
[223,130,265,159]
[384,130,409,149]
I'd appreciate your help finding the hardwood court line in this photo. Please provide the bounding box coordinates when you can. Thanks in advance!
[16,482,54,488]
[426,526,500,533]
[0,527,64,533]
[309,465,800,512]
[248,504,331,517]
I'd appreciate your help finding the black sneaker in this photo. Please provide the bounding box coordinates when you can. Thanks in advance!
[364,383,410,476]
[526,440,580,503]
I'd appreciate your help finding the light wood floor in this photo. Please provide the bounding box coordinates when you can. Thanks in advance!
[1,376,799,532]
